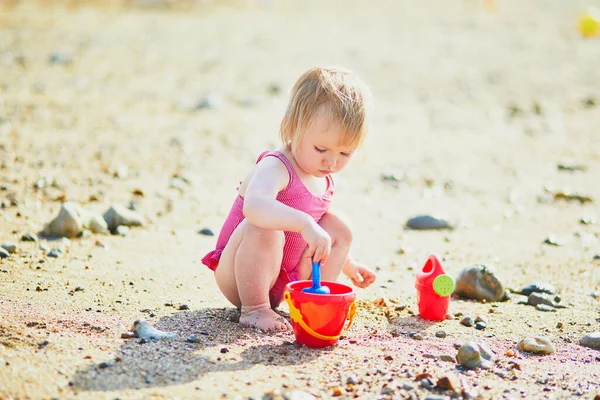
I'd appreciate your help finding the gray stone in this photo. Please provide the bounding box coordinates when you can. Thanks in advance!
[454,264,505,302]
[103,205,144,232]
[456,341,495,369]
[528,292,565,308]
[439,354,456,363]
[517,337,555,354]
[132,320,176,340]
[43,202,84,238]
[1,242,17,254]
[406,215,452,230]
[83,213,109,234]
[580,332,600,349]
[21,232,38,242]
[47,248,63,258]
[0,247,8,259]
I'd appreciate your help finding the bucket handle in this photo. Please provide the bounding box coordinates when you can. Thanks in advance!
[283,291,356,341]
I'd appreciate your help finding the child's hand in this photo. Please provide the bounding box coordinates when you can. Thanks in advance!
[300,219,332,264]
[343,260,376,289]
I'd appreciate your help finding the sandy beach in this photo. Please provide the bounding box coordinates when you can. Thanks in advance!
[1,0,600,398]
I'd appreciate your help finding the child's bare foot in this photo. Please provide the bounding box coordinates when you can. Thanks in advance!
[240,305,292,332]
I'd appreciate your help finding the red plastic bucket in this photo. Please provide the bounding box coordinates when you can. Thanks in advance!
[284,280,356,348]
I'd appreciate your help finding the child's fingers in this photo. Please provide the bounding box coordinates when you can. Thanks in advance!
[316,246,328,265]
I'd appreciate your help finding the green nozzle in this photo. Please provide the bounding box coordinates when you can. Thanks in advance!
[433,274,455,297]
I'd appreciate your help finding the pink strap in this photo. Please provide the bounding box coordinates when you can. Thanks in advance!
[256,151,297,187]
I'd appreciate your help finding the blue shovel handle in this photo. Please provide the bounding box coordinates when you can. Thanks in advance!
[302,261,331,294]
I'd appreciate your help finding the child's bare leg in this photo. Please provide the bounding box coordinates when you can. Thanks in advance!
[215,220,291,331]
[298,211,352,281]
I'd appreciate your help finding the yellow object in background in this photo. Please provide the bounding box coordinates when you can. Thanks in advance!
[578,8,600,38]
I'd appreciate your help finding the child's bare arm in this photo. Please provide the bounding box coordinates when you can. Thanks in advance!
[243,157,331,262]
[243,157,311,232]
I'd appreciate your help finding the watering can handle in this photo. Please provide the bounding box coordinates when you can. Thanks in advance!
[283,291,356,341]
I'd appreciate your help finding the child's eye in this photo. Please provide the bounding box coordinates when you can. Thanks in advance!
[341,152,352,157]
[314,147,326,153]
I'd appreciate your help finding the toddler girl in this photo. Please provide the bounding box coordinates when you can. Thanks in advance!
[202,66,377,331]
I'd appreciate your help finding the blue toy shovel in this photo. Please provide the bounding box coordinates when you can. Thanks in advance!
[302,260,331,294]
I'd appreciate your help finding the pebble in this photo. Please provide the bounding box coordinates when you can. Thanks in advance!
[456,341,496,369]
[580,332,600,349]
[132,320,177,339]
[424,396,450,400]
[420,378,435,390]
[543,235,567,246]
[405,215,452,230]
[517,337,555,354]
[536,304,557,312]
[103,205,144,233]
[557,159,587,172]
[0,248,8,259]
[435,330,447,338]
[520,282,556,296]
[85,214,110,234]
[439,354,456,363]
[346,374,359,385]
[1,242,16,253]
[115,225,129,237]
[198,228,215,236]
[21,232,38,242]
[47,248,63,258]
[48,51,73,65]
[460,317,474,327]
[186,335,200,343]
[43,202,84,238]
[580,215,598,225]
[475,322,486,330]
[43,202,109,237]
[454,264,505,302]
[436,373,460,391]
[179,304,189,310]
[528,292,563,308]
[196,93,223,110]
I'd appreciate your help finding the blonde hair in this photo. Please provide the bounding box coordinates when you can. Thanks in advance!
[280,67,371,152]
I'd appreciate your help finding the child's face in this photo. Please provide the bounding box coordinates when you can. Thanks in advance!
[293,109,355,177]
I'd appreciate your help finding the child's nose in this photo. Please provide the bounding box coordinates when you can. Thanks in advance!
[324,155,336,167]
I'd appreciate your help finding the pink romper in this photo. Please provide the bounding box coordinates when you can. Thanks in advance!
[201,150,334,307]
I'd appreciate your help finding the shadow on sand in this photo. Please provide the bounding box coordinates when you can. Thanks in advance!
[69,307,323,392]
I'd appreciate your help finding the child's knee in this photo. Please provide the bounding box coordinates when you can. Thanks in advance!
[323,215,353,247]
